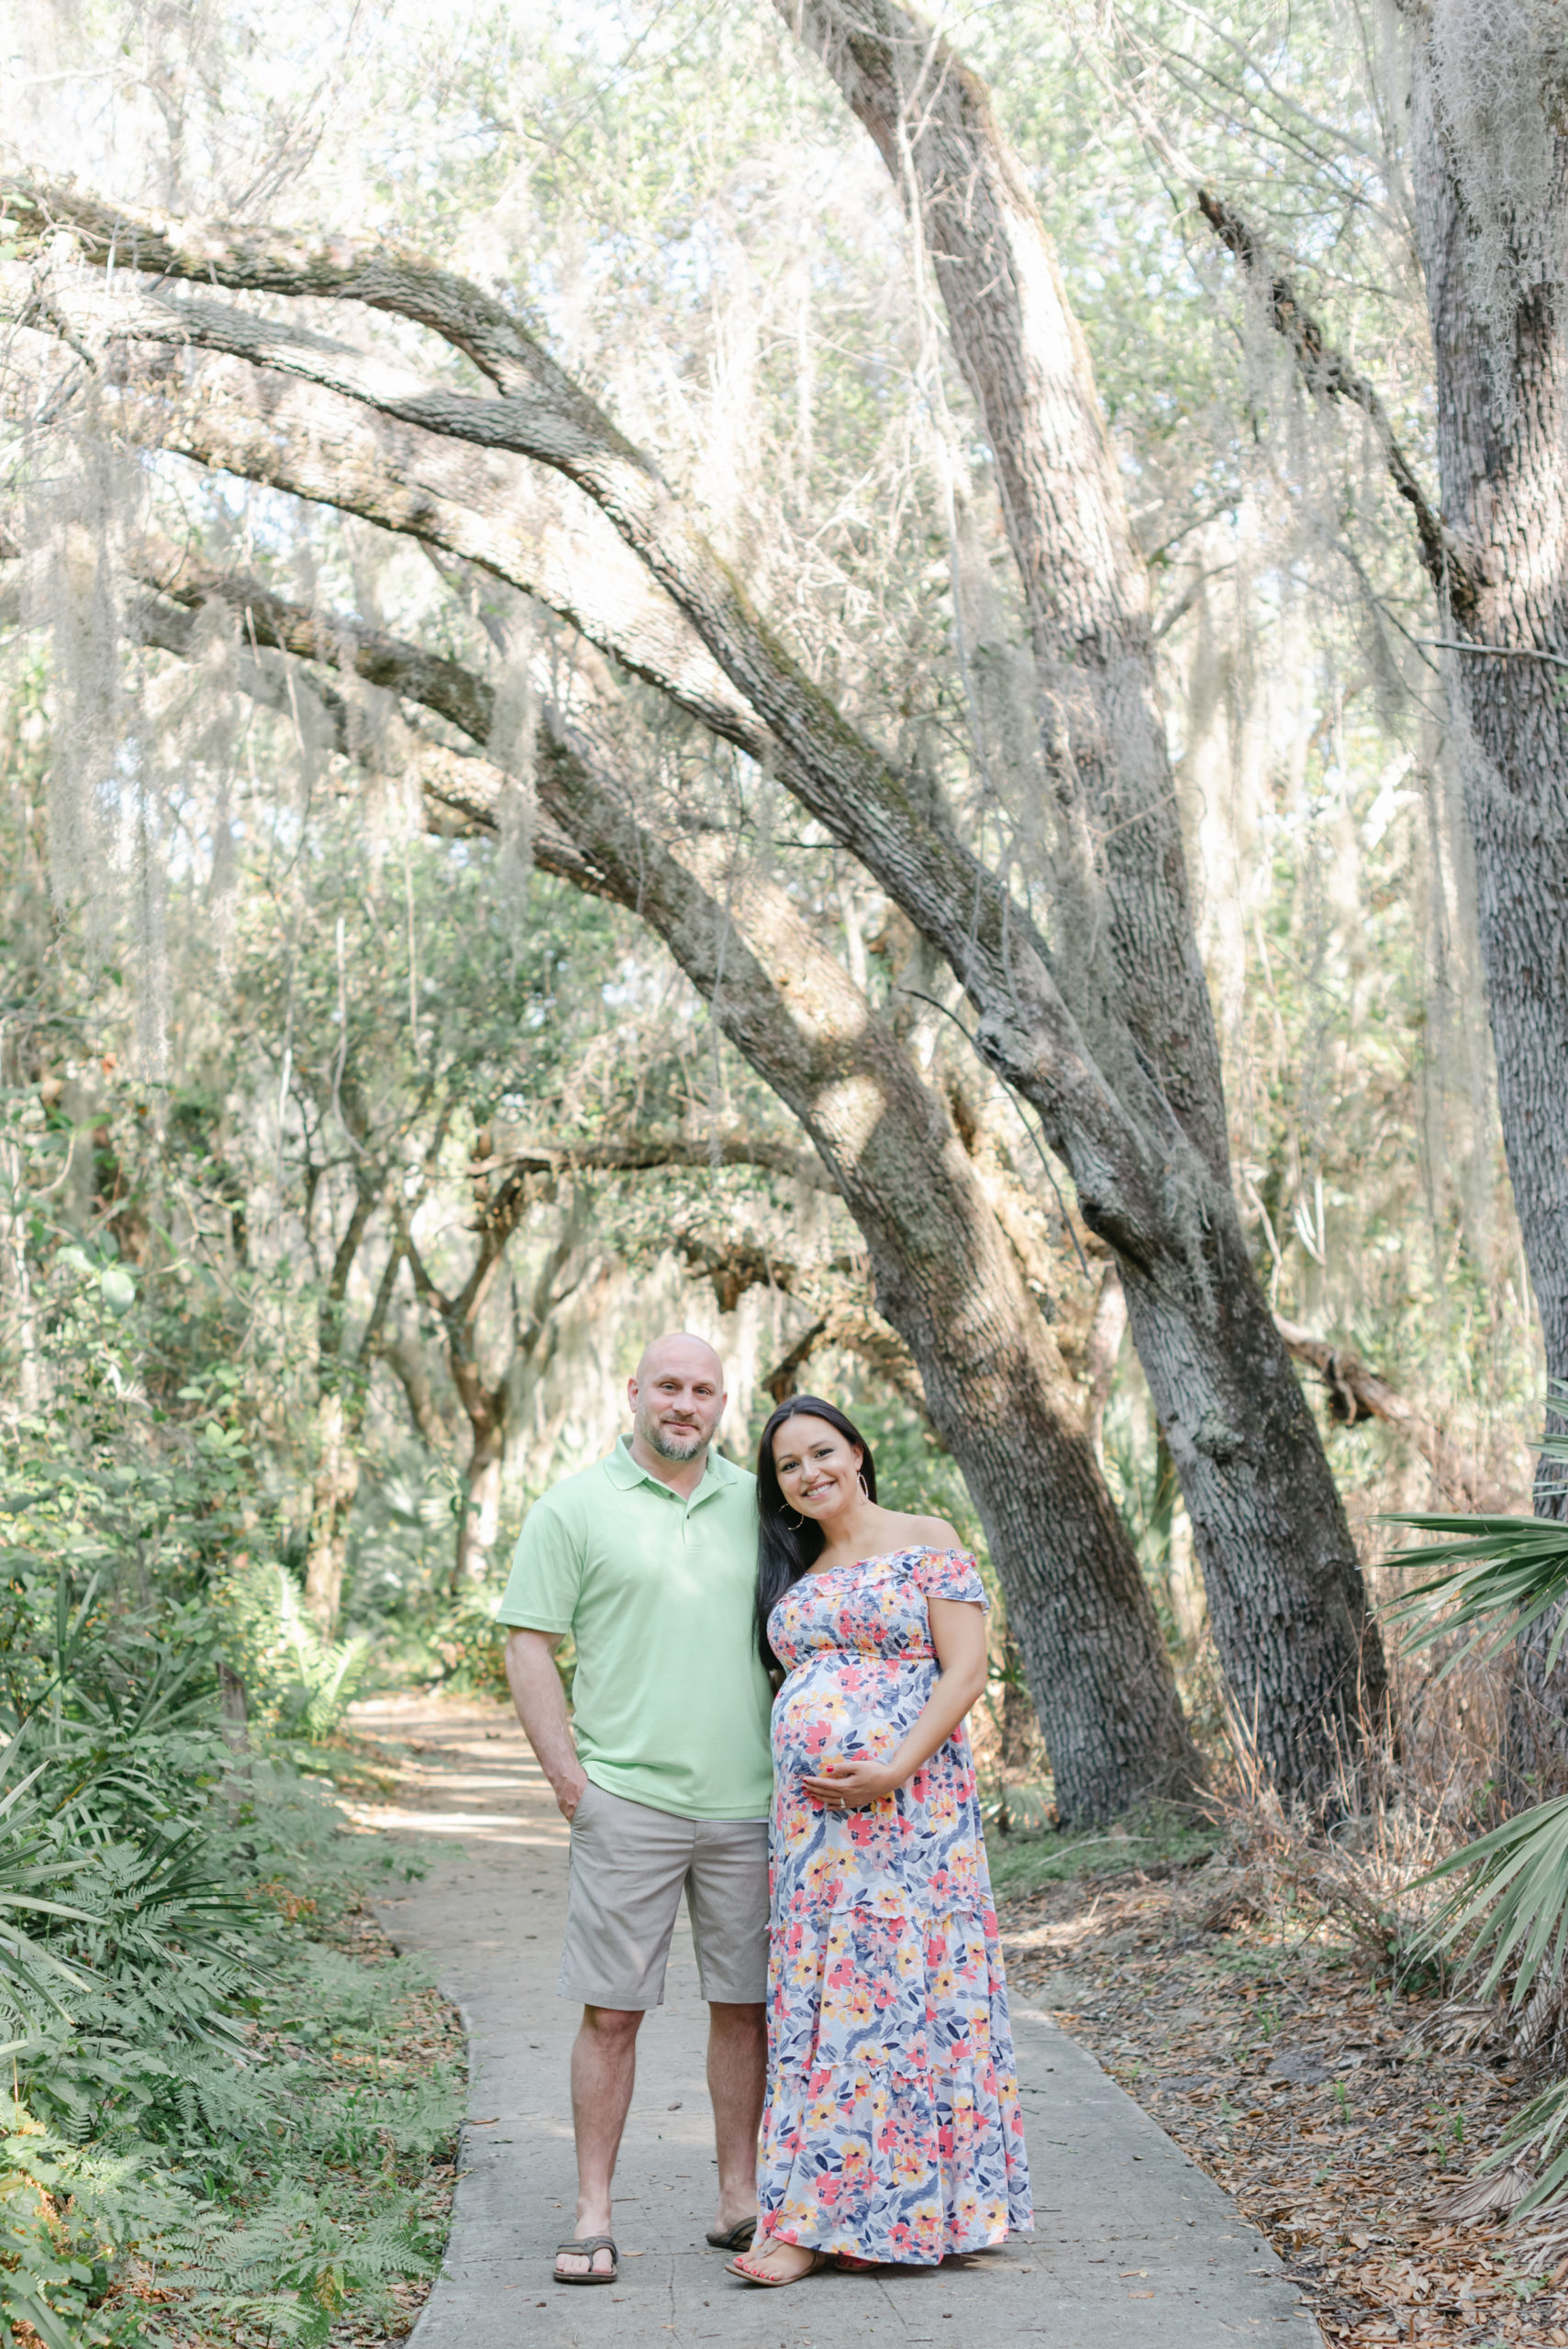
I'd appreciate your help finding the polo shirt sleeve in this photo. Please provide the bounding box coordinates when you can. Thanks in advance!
[494,1493,583,1634]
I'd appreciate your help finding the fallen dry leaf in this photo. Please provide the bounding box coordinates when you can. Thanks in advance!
[996,1859,1566,2347]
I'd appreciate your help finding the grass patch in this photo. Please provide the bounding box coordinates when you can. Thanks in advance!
[984,1802,1221,1898]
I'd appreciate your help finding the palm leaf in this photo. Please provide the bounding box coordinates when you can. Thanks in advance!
[0,1752,97,2026]
[1383,1386,1568,1673]
[1417,1795,1568,2003]
[1451,2069,1568,2221]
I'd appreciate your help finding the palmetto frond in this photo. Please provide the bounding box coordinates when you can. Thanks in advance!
[0,1755,95,2043]
[1383,1395,1568,1672]
[1420,1797,1568,2004]
[1381,1393,1568,2217]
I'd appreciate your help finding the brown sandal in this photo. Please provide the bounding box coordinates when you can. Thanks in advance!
[725,2247,828,2287]
[554,2233,617,2285]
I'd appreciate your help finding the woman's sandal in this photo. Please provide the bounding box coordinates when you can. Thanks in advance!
[725,2247,829,2287]
[553,2234,617,2285]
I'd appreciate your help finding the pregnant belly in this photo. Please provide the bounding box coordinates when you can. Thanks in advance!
[773,1654,934,1775]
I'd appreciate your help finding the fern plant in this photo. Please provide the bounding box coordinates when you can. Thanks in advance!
[0,1181,458,2343]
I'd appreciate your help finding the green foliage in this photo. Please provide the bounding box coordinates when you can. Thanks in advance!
[428,1581,511,1698]
[1385,1396,1568,1673]
[0,1754,96,2047]
[0,2121,149,2349]
[1375,1396,1568,2210]
[1489,2074,1568,2221]
[0,1153,457,2341]
[218,1564,373,1741]
[1387,1398,1568,2011]
[0,1726,456,2344]
[1419,1798,1568,2009]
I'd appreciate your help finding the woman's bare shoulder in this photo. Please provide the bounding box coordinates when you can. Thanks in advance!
[876,1508,965,1552]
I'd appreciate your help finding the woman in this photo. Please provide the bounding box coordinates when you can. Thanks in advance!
[728,1395,1032,2288]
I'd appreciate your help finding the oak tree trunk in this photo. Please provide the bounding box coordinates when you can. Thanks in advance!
[455,1405,505,1592]
[1411,50,1568,1402]
[785,0,1388,1791]
[1410,38,1568,1787]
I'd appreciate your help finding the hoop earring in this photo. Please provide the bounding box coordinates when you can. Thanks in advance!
[857,1473,870,1501]
[778,1502,806,1530]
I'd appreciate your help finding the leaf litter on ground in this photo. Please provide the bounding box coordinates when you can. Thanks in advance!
[995,1849,1568,2346]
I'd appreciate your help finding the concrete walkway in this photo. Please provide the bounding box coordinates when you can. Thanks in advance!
[350,1697,1321,2347]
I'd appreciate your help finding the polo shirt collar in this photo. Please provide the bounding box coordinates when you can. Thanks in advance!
[605,1433,738,1499]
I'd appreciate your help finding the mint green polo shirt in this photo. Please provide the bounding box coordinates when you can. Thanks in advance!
[495,1437,773,1820]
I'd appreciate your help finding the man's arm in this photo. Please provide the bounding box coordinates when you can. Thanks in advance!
[504,1628,589,1820]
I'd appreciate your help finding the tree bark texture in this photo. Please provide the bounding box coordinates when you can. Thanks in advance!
[301,1168,379,1633]
[0,150,1386,1794]
[303,1386,360,1634]
[1409,49,1568,1408]
[777,1,1387,1779]
[780,0,1227,1172]
[1408,37,1568,1783]
[457,1419,505,1590]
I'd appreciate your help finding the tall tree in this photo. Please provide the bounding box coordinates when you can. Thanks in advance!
[1192,6,1568,1776]
[778,0,1390,1782]
[1407,21,1568,1416]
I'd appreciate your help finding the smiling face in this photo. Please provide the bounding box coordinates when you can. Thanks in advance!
[771,1413,864,1523]
[628,1334,727,1464]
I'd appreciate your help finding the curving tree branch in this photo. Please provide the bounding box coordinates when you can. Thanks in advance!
[1195,188,1478,619]
[1,198,1164,1241]
[1273,1317,1498,1511]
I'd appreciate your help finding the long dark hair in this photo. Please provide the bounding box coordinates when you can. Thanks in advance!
[754,1395,878,1667]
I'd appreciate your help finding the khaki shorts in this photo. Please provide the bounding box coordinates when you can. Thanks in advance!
[559,1780,769,2010]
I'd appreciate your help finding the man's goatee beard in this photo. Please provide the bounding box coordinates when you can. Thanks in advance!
[648,1423,704,1461]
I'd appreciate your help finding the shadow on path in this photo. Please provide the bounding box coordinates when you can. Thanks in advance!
[347,1694,1321,2346]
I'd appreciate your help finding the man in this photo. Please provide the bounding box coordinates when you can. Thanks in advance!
[497,1332,773,2288]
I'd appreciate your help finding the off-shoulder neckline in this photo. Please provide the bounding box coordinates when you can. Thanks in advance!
[802,1543,972,1580]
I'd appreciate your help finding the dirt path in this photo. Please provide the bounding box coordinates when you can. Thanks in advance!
[346,1693,1321,2346]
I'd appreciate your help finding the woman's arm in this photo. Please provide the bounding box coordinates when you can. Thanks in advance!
[801,1597,989,1809]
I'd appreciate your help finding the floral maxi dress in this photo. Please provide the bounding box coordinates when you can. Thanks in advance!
[756,1547,1033,2265]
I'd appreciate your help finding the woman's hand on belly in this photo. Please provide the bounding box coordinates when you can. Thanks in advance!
[802,1757,897,1809]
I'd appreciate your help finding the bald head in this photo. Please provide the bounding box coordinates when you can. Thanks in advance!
[633,1331,724,1387]
[628,1333,728,1475]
